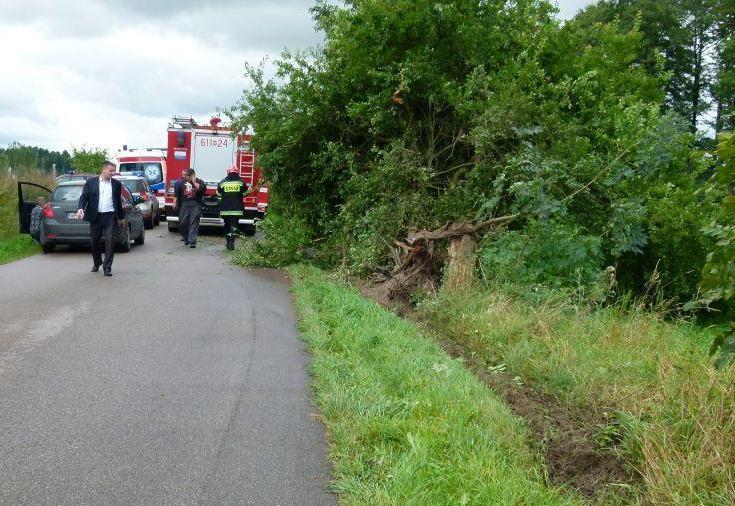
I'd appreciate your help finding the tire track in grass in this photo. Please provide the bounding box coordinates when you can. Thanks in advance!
[289,265,579,505]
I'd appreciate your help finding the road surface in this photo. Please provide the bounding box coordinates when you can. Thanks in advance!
[0,229,335,505]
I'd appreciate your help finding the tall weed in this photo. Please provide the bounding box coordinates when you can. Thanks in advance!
[417,283,734,504]
[0,168,54,239]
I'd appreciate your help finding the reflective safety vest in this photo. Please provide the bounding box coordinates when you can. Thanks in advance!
[216,178,248,216]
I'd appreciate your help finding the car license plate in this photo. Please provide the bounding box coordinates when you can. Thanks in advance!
[67,212,79,219]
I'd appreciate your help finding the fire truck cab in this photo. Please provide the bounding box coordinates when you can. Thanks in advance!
[164,116,268,235]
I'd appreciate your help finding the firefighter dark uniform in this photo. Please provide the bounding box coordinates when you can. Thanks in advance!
[216,167,249,250]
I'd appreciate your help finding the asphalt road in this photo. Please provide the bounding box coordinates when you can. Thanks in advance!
[0,228,335,505]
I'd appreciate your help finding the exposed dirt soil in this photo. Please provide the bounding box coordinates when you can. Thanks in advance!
[434,335,637,501]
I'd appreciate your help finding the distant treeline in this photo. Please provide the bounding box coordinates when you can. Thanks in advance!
[0,142,73,174]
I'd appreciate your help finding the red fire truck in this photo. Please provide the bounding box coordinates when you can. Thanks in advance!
[164,116,268,234]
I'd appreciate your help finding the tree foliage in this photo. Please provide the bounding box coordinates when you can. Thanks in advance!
[230,0,719,303]
[714,0,735,131]
[700,133,735,366]
[576,0,731,134]
[0,142,73,174]
[70,147,108,175]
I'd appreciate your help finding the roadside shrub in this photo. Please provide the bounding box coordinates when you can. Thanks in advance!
[478,220,603,289]
[231,211,311,268]
[337,142,434,273]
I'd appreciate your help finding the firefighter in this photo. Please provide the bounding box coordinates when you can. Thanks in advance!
[216,165,249,250]
[174,168,206,248]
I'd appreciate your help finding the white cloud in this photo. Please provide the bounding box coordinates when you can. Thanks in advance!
[0,0,319,153]
[0,0,595,153]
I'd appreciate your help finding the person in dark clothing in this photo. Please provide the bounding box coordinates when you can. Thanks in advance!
[216,165,249,250]
[173,168,206,248]
[172,171,190,243]
[29,197,46,244]
[76,160,125,276]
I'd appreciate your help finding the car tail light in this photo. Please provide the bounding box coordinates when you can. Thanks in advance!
[140,192,149,201]
[43,204,54,218]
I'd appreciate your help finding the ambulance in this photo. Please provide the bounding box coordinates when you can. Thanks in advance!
[115,147,167,215]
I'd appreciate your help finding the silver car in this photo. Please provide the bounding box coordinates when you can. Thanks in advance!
[114,175,161,229]
[17,179,146,253]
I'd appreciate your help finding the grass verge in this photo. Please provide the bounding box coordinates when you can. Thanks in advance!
[1,169,54,264]
[0,234,40,265]
[289,265,577,505]
[416,284,735,505]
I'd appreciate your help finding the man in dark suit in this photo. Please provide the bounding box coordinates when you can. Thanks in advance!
[76,160,125,276]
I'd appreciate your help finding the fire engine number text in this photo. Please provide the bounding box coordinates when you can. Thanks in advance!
[200,138,230,148]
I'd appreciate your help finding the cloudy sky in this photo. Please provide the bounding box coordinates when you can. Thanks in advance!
[0,0,593,154]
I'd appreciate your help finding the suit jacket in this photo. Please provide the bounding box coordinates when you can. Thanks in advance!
[78,177,124,222]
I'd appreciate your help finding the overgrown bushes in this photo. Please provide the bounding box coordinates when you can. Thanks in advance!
[230,0,720,305]
[231,211,311,268]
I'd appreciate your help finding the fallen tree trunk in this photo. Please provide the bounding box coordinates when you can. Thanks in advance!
[365,214,518,307]
[445,234,478,292]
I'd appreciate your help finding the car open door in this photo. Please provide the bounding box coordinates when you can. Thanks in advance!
[17,181,52,234]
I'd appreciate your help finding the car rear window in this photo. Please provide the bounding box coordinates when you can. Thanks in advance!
[121,180,145,193]
[51,185,83,202]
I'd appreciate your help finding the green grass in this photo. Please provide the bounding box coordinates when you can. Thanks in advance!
[289,265,577,505]
[417,284,735,505]
[0,234,40,265]
[232,212,310,267]
[0,168,54,264]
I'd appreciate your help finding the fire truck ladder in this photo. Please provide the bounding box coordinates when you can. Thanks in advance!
[170,116,197,128]
[239,147,254,182]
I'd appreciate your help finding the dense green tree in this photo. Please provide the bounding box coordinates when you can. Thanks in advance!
[699,132,735,366]
[70,147,108,175]
[576,0,721,133]
[231,0,716,302]
[714,0,735,132]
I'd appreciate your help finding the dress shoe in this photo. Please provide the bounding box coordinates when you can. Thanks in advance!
[184,241,189,246]
[189,243,196,248]
[91,265,100,272]
[103,269,112,277]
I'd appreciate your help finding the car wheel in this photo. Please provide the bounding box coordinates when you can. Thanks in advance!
[119,226,131,252]
[242,224,256,236]
[135,226,145,245]
[154,211,160,226]
[42,243,55,253]
[168,221,179,233]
